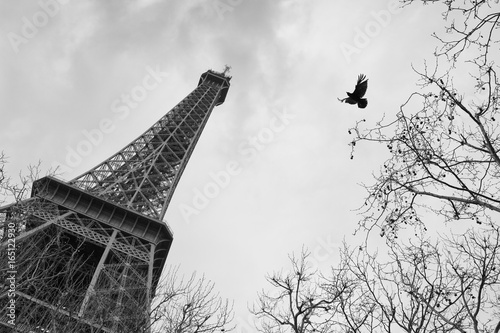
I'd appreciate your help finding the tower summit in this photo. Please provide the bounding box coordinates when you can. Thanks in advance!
[0,69,231,332]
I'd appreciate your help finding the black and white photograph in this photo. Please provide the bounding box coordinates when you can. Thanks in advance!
[1,0,500,332]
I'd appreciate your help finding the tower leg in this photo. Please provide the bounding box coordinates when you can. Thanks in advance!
[79,229,118,317]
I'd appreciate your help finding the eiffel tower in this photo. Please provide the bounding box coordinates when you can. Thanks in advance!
[0,69,231,332]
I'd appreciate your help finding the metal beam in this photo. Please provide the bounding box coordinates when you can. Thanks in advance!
[78,229,118,317]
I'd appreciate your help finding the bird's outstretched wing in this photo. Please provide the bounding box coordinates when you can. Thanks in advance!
[351,74,368,99]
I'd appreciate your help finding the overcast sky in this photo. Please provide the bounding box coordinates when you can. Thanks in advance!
[0,0,451,329]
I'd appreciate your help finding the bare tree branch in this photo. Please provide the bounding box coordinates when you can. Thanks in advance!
[349,1,500,238]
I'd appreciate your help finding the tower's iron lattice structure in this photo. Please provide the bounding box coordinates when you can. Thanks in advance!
[0,70,231,332]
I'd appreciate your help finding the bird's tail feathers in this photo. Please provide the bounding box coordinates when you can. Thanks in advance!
[358,98,368,108]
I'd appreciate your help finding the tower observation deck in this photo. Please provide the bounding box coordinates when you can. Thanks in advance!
[0,69,231,332]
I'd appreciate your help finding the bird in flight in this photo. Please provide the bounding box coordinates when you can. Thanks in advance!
[338,74,368,108]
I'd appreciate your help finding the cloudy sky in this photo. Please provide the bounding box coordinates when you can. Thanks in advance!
[0,0,450,329]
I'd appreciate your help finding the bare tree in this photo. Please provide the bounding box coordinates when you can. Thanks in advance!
[252,249,354,333]
[349,0,500,238]
[0,157,45,201]
[257,4,500,332]
[253,229,500,333]
[0,152,5,189]
[150,267,234,333]
[340,226,500,333]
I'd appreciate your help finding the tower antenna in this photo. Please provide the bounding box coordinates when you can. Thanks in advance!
[223,65,231,75]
